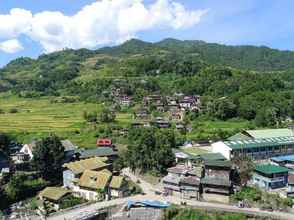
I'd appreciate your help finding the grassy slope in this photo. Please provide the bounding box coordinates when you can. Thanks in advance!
[0,94,133,147]
[0,94,252,148]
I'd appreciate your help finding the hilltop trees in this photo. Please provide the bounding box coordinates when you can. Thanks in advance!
[33,135,65,183]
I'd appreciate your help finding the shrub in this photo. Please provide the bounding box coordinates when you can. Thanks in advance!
[9,108,18,113]
[59,196,85,209]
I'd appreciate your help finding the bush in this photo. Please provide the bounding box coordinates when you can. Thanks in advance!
[9,108,18,113]
[59,196,85,210]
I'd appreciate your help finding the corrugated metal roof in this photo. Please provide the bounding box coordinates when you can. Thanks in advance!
[245,128,294,139]
[223,136,294,150]
[271,154,294,163]
[255,164,289,175]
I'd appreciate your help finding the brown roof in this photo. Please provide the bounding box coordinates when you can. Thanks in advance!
[167,165,189,175]
[78,169,112,190]
[289,173,294,185]
[180,176,200,186]
[63,157,108,174]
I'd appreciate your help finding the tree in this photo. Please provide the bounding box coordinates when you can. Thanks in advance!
[99,108,116,123]
[125,128,175,174]
[83,111,98,123]
[0,133,10,154]
[232,155,255,186]
[33,135,65,183]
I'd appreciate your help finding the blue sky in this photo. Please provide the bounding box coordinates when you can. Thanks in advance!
[0,0,294,67]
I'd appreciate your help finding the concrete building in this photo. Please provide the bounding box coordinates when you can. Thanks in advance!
[252,164,289,190]
[212,136,294,160]
[228,128,294,141]
[201,160,232,203]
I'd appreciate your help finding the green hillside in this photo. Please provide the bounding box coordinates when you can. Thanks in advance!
[1,39,294,146]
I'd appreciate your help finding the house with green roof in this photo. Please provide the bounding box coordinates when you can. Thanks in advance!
[252,164,289,190]
[38,187,72,212]
[109,176,128,198]
[212,136,294,160]
[228,128,294,141]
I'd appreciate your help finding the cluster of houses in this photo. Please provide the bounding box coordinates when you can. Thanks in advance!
[36,138,130,213]
[163,128,294,203]
[162,151,232,203]
[0,137,130,213]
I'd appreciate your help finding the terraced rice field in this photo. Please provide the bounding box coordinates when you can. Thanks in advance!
[0,95,133,147]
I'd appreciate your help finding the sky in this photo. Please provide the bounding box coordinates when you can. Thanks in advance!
[0,0,294,67]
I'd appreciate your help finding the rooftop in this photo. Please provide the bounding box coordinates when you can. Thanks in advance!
[244,128,294,139]
[204,160,232,168]
[63,157,108,174]
[255,164,289,175]
[222,136,294,150]
[109,176,125,189]
[200,153,226,161]
[39,187,71,202]
[200,176,231,187]
[78,147,118,159]
[271,154,294,163]
[78,169,112,190]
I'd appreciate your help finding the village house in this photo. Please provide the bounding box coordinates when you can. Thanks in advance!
[134,108,149,120]
[179,96,200,111]
[153,117,171,129]
[162,165,190,194]
[117,96,132,107]
[170,110,184,122]
[19,139,78,163]
[252,164,289,190]
[63,157,110,189]
[76,147,118,163]
[76,169,112,201]
[143,95,162,106]
[287,173,294,199]
[201,160,232,203]
[180,176,201,200]
[38,187,72,212]
[0,152,9,177]
[109,176,128,199]
[271,155,294,170]
[97,138,113,148]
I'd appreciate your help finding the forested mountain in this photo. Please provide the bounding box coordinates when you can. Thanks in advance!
[1,38,294,126]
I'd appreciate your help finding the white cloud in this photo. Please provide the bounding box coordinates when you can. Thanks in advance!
[0,39,24,53]
[0,0,208,53]
[0,8,32,39]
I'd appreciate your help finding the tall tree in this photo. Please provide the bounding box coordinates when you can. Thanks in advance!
[33,135,65,183]
[232,155,255,186]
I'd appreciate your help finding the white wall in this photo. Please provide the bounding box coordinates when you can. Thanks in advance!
[212,141,232,160]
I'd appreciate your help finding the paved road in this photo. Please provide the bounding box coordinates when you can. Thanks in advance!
[44,168,294,220]
[122,168,294,220]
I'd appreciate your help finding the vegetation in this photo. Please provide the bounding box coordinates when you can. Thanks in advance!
[121,127,176,174]
[232,156,255,186]
[161,206,248,220]
[231,187,293,211]
[33,135,65,183]
[59,196,86,210]
[5,173,48,203]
